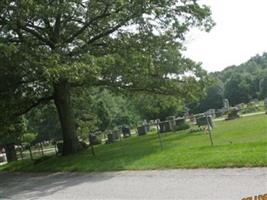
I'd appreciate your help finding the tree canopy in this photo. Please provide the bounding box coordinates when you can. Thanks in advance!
[0,0,213,155]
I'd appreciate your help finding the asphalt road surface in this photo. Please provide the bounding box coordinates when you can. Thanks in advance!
[0,168,266,200]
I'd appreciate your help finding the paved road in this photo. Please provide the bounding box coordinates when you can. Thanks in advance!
[0,168,266,200]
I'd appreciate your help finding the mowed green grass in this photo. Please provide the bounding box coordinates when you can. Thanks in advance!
[1,114,267,172]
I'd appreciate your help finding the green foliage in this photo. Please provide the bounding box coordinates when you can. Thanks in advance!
[173,123,190,131]
[240,102,260,114]
[226,108,240,120]
[0,0,213,151]
[26,105,62,141]
[0,0,213,117]
[191,53,267,112]
[189,78,224,113]
[224,74,255,105]
[22,133,37,144]
[0,117,27,145]
[133,95,183,121]
[214,53,267,105]
[259,70,267,98]
[73,88,141,137]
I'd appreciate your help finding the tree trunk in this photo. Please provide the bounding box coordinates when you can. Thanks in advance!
[53,80,79,155]
[5,143,17,162]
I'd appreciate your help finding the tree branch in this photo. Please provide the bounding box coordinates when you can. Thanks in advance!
[63,4,111,44]
[15,96,53,116]
[20,26,55,48]
[69,20,128,56]
[63,3,130,45]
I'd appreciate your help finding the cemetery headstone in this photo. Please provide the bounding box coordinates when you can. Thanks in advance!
[189,114,196,124]
[137,126,147,136]
[205,109,216,118]
[174,117,190,131]
[159,121,172,133]
[223,99,230,111]
[175,117,185,126]
[122,126,131,138]
[143,120,150,132]
[166,116,176,130]
[113,130,121,140]
[107,132,115,144]
[196,114,208,127]
[88,133,100,145]
[215,109,224,118]
[56,142,63,155]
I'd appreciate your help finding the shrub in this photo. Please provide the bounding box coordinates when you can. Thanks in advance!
[226,108,240,120]
[174,123,190,131]
[240,102,260,114]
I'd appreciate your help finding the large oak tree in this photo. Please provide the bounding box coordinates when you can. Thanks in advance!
[0,0,213,155]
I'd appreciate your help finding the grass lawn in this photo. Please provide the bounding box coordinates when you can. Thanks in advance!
[1,114,267,172]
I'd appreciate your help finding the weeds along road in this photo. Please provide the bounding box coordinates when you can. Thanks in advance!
[0,168,266,200]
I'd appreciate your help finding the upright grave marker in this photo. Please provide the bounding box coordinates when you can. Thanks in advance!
[223,99,230,112]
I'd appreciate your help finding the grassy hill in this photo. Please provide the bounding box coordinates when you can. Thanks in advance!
[1,114,267,172]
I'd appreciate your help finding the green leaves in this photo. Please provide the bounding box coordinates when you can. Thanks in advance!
[0,0,213,142]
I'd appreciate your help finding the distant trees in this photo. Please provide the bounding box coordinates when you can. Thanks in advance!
[215,53,267,106]
[133,95,183,121]
[188,79,224,113]
[259,70,267,98]
[224,74,255,106]
[188,53,267,113]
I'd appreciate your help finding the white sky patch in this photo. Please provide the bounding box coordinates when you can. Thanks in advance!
[184,0,267,72]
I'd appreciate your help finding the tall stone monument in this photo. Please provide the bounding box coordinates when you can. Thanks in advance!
[223,99,230,112]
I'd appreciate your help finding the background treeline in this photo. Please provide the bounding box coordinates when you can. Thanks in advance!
[25,89,183,142]
[189,53,267,113]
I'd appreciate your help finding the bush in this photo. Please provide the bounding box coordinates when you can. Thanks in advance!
[174,123,190,131]
[240,102,260,114]
[22,133,37,144]
[226,108,240,120]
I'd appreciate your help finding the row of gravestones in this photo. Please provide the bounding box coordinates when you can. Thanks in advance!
[159,117,186,133]
[203,99,237,120]
[136,117,186,135]
[89,126,132,145]
[89,98,267,145]
[204,97,267,121]
[195,114,214,128]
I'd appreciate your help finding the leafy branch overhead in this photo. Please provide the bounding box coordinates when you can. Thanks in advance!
[0,0,213,86]
[0,0,214,154]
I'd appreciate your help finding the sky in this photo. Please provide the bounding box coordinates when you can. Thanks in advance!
[184,0,267,72]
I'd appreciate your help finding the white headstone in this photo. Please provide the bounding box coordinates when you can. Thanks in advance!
[223,99,230,111]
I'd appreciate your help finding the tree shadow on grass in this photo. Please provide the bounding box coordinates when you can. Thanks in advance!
[1,130,222,177]
[1,132,209,173]
[0,171,118,200]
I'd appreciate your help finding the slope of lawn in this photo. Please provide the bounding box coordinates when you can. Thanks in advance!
[1,114,267,172]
